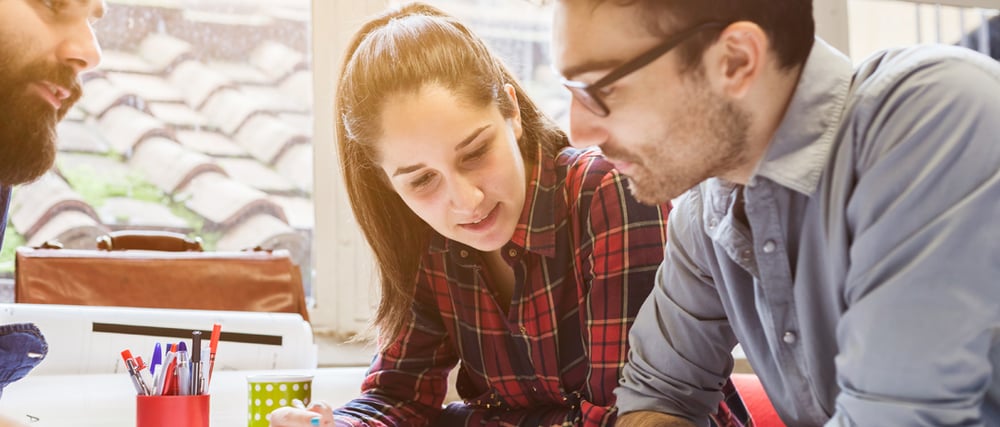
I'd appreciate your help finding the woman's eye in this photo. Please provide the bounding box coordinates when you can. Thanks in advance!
[462,145,489,163]
[410,173,434,189]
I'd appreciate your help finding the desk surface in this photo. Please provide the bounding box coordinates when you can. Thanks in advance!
[0,368,369,426]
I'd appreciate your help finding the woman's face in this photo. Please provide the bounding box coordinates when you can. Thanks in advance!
[377,83,526,253]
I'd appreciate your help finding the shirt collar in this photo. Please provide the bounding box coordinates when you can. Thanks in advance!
[427,145,560,259]
[752,38,853,195]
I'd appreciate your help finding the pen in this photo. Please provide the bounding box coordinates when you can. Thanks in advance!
[191,331,204,395]
[160,345,178,396]
[176,341,190,396]
[150,342,162,376]
[207,323,221,389]
[121,350,151,396]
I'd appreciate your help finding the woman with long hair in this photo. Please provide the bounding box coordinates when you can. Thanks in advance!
[269,3,745,426]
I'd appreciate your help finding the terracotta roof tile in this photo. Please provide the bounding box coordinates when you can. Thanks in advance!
[98,106,175,156]
[78,77,140,118]
[174,130,248,157]
[207,61,273,86]
[249,41,306,81]
[216,213,307,265]
[175,173,288,228]
[216,158,299,195]
[129,137,227,194]
[276,113,312,136]
[24,210,107,249]
[277,70,313,110]
[268,195,313,230]
[200,88,267,135]
[97,197,191,231]
[168,61,235,109]
[233,114,308,164]
[273,143,313,193]
[106,72,185,103]
[56,121,110,154]
[99,50,158,74]
[137,33,194,73]
[148,102,209,130]
[238,85,308,114]
[10,173,101,241]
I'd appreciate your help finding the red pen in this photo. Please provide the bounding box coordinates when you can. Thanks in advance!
[161,344,179,396]
[207,323,221,389]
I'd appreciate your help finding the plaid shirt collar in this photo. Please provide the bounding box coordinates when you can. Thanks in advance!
[427,146,559,261]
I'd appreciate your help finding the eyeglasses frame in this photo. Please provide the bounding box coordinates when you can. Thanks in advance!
[561,21,730,117]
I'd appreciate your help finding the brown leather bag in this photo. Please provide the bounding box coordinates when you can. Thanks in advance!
[14,230,309,321]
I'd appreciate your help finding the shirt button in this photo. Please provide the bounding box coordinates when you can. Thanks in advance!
[508,248,518,257]
[762,240,776,254]
[459,250,469,258]
[519,326,527,335]
[531,386,538,392]
[708,218,719,229]
[783,331,797,344]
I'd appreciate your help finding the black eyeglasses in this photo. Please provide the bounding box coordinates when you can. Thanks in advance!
[561,21,728,117]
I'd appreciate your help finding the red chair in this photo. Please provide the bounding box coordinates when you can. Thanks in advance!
[731,374,785,427]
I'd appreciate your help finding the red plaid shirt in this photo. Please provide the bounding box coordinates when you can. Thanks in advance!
[333,147,747,426]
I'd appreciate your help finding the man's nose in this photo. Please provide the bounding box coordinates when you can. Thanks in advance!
[56,20,102,73]
[567,97,608,149]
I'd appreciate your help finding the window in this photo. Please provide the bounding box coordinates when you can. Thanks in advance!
[846,0,998,62]
[2,0,317,306]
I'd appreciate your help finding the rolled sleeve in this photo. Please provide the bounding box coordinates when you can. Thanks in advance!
[615,194,739,426]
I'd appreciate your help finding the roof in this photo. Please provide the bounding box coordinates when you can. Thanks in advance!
[10,1,314,274]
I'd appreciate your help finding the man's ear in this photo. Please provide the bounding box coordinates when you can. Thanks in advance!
[706,21,767,99]
[503,83,523,140]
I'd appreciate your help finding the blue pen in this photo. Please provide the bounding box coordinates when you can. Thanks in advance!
[150,342,162,376]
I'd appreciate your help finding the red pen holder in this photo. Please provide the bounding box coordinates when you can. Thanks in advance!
[136,394,210,427]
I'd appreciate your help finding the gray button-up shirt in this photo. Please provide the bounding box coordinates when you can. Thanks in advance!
[616,38,1000,426]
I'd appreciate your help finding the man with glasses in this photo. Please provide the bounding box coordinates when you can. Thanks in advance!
[0,0,105,405]
[549,0,1000,426]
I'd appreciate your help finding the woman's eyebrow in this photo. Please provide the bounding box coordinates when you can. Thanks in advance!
[454,125,490,152]
[392,124,492,177]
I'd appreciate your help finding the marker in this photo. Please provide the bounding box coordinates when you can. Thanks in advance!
[121,350,151,396]
[191,331,204,395]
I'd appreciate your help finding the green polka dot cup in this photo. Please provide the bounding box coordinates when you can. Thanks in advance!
[247,374,313,427]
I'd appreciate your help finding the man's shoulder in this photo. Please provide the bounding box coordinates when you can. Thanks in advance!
[853,44,1000,102]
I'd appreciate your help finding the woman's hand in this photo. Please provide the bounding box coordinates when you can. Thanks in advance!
[267,399,336,426]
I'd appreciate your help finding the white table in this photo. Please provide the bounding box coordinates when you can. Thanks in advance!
[0,368,368,426]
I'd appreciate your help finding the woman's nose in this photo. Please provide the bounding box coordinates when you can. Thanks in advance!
[448,174,485,215]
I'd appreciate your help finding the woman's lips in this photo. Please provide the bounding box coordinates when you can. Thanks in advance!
[459,203,500,233]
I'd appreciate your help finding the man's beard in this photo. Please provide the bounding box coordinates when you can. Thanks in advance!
[0,54,82,185]
[602,81,751,205]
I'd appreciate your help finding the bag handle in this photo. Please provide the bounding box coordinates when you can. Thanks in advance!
[96,230,203,252]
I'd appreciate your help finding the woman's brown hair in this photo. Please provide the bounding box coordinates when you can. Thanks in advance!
[336,2,566,346]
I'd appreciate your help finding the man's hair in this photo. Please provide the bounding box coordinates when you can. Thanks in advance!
[563,0,815,72]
